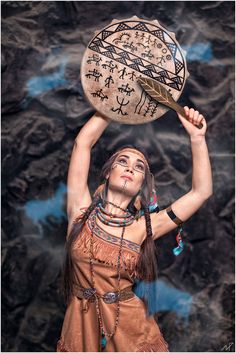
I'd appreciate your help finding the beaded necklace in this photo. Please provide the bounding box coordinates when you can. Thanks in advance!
[89,207,126,351]
[104,200,127,213]
[99,203,131,218]
[97,202,135,227]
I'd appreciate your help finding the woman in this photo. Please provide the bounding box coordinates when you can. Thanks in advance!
[56,106,213,352]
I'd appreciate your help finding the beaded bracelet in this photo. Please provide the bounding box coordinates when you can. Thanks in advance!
[166,206,184,256]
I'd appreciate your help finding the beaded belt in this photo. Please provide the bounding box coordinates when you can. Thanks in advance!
[73,283,134,312]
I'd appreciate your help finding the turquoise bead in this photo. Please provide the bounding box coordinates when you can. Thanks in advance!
[173,241,184,256]
[101,333,107,350]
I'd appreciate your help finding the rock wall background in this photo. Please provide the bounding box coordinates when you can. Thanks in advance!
[1,1,235,352]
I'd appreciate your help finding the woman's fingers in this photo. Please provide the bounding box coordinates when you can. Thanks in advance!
[183,107,204,126]
[193,110,199,120]
[180,107,206,130]
[197,114,204,125]
[184,106,189,115]
[189,108,195,121]
[178,106,207,134]
[193,112,204,126]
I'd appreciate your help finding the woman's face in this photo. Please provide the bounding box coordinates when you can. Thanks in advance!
[107,151,146,197]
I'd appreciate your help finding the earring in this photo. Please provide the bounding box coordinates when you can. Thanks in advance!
[134,193,142,211]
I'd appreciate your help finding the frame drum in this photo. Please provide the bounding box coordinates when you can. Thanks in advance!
[81,16,189,125]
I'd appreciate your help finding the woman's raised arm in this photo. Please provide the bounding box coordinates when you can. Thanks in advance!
[150,107,213,240]
[67,112,111,227]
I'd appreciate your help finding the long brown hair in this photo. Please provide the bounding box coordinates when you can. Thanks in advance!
[60,145,159,305]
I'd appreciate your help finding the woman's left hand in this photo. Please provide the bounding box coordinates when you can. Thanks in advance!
[177,106,207,138]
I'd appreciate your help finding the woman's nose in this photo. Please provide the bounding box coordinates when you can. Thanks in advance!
[125,166,134,173]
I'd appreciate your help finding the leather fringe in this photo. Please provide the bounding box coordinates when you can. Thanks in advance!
[136,335,169,352]
[73,222,139,274]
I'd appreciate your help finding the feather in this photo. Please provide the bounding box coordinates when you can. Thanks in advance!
[137,77,203,129]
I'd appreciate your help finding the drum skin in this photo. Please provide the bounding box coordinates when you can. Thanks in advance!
[81,16,189,124]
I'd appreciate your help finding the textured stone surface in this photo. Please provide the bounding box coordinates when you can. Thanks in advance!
[1,1,234,352]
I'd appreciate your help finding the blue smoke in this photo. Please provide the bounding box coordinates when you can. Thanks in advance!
[133,278,192,325]
[21,57,69,109]
[183,42,213,63]
[26,58,68,97]
[22,182,67,231]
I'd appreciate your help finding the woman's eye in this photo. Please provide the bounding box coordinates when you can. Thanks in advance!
[118,158,127,164]
[136,164,144,171]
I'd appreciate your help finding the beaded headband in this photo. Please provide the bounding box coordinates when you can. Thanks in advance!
[112,148,150,172]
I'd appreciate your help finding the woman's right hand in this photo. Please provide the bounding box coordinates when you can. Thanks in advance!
[77,111,112,148]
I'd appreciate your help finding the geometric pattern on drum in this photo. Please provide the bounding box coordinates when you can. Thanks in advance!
[88,21,184,91]
[87,219,141,254]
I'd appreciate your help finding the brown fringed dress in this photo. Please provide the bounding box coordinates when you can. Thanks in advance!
[56,214,169,352]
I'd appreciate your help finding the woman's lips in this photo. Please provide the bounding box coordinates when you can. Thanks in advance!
[121,176,133,181]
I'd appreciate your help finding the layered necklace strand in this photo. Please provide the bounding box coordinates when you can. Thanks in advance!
[103,200,127,213]
[97,201,135,227]
[89,206,127,351]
